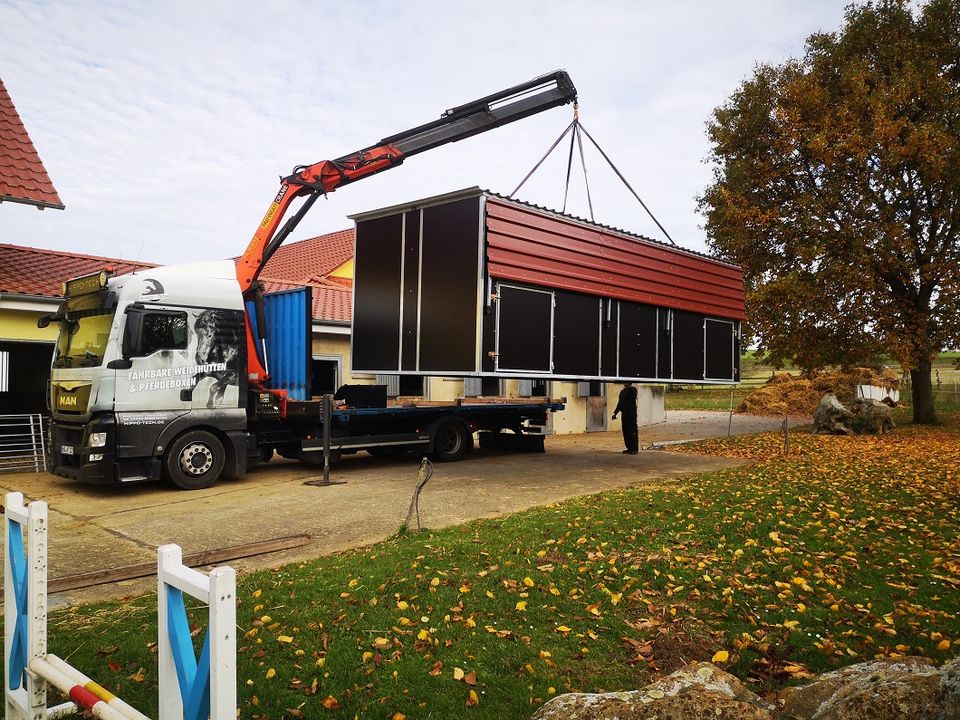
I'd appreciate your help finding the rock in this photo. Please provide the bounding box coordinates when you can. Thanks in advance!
[813,394,853,435]
[779,656,959,720]
[531,662,774,719]
[848,397,895,434]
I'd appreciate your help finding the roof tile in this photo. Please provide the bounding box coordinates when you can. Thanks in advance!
[260,228,353,284]
[0,243,155,297]
[0,79,63,209]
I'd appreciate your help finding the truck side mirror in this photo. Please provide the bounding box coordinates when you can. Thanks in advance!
[121,305,144,359]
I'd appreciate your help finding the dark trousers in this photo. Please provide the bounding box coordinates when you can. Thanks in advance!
[621,415,638,452]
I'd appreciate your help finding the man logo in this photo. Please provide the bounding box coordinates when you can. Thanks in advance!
[59,395,77,407]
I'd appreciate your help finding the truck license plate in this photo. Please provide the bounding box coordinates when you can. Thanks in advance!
[61,445,74,455]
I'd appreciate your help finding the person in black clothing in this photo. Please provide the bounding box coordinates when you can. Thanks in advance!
[612,382,639,454]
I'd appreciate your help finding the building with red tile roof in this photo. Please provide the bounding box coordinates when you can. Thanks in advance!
[259,228,355,324]
[0,243,154,298]
[0,79,63,210]
[261,228,354,285]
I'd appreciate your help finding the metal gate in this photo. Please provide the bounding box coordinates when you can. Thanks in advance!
[0,414,47,473]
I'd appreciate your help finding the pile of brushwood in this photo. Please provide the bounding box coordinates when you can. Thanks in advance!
[737,367,900,416]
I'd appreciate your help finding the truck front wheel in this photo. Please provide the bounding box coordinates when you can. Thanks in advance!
[431,419,473,462]
[165,430,225,490]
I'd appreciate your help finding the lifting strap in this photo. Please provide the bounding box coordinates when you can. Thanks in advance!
[510,106,677,246]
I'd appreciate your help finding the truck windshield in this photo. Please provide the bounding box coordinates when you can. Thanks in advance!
[52,292,116,368]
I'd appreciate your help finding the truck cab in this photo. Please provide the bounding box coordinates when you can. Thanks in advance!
[46,262,248,488]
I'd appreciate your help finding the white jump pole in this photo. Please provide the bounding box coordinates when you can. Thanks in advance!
[4,492,237,720]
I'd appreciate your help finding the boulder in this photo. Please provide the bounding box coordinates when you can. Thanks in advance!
[531,662,774,720]
[779,656,959,719]
[813,395,854,435]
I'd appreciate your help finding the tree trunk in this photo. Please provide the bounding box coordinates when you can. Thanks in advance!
[910,358,938,425]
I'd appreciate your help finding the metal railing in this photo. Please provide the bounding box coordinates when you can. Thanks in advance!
[0,414,47,473]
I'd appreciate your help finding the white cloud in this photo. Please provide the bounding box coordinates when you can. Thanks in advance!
[1,0,848,264]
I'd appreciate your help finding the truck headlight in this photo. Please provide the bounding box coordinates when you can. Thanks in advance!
[88,432,107,448]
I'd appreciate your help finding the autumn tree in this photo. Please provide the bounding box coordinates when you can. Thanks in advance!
[699,0,960,424]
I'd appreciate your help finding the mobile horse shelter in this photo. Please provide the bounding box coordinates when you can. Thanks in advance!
[350,188,746,384]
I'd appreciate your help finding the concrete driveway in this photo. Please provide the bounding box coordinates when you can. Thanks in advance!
[0,411,785,606]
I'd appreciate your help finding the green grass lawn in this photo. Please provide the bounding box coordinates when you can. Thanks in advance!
[20,414,960,719]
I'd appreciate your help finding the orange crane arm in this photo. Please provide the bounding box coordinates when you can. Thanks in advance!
[237,70,577,385]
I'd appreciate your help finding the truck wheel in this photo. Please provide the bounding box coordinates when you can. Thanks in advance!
[165,430,225,490]
[431,419,473,462]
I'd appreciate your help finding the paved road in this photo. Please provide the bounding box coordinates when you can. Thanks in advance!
[0,411,784,606]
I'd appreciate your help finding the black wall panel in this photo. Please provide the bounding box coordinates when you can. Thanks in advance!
[352,214,403,371]
[400,211,421,371]
[419,198,481,371]
[734,323,741,381]
[497,286,552,372]
[619,302,657,379]
[657,309,672,379]
[705,319,735,380]
[600,300,618,377]
[672,310,705,381]
[553,291,600,377]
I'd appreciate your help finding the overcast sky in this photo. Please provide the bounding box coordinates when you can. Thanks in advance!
[1,1,849,266]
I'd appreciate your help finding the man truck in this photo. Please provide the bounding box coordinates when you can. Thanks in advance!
[41,72,577,489]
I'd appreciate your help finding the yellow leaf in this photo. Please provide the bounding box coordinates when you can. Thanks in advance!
[523,577,535,587]
[362,651,374,663]
[609,593,622,605]
[486,591,495,599]
[127,669,146,682]
[555,625,571,633]
[417,629,429,641]
[265,668,277,678]
[937,639,951,651]
[430,577,440,587]
[549,586,561,596]
[712,650,729,663]
[322,695,340,709]
[392,714,406,720]
[586,604,601,616]
[466,689,479,706]
[459,585,471,593]
[372,637,391,649]
[516,601,527,611]
[348,578,359,588]
[453,667,465,681]
[252,589,262,598]
[277,635,293,643]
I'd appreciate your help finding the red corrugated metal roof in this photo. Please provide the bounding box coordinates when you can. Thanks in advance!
[485,197,746,320]
[260,228,354,284]
[0,79,64,210]
[0,243,155,297]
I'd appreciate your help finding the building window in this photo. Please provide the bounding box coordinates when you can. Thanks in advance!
[0,350,8,392]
